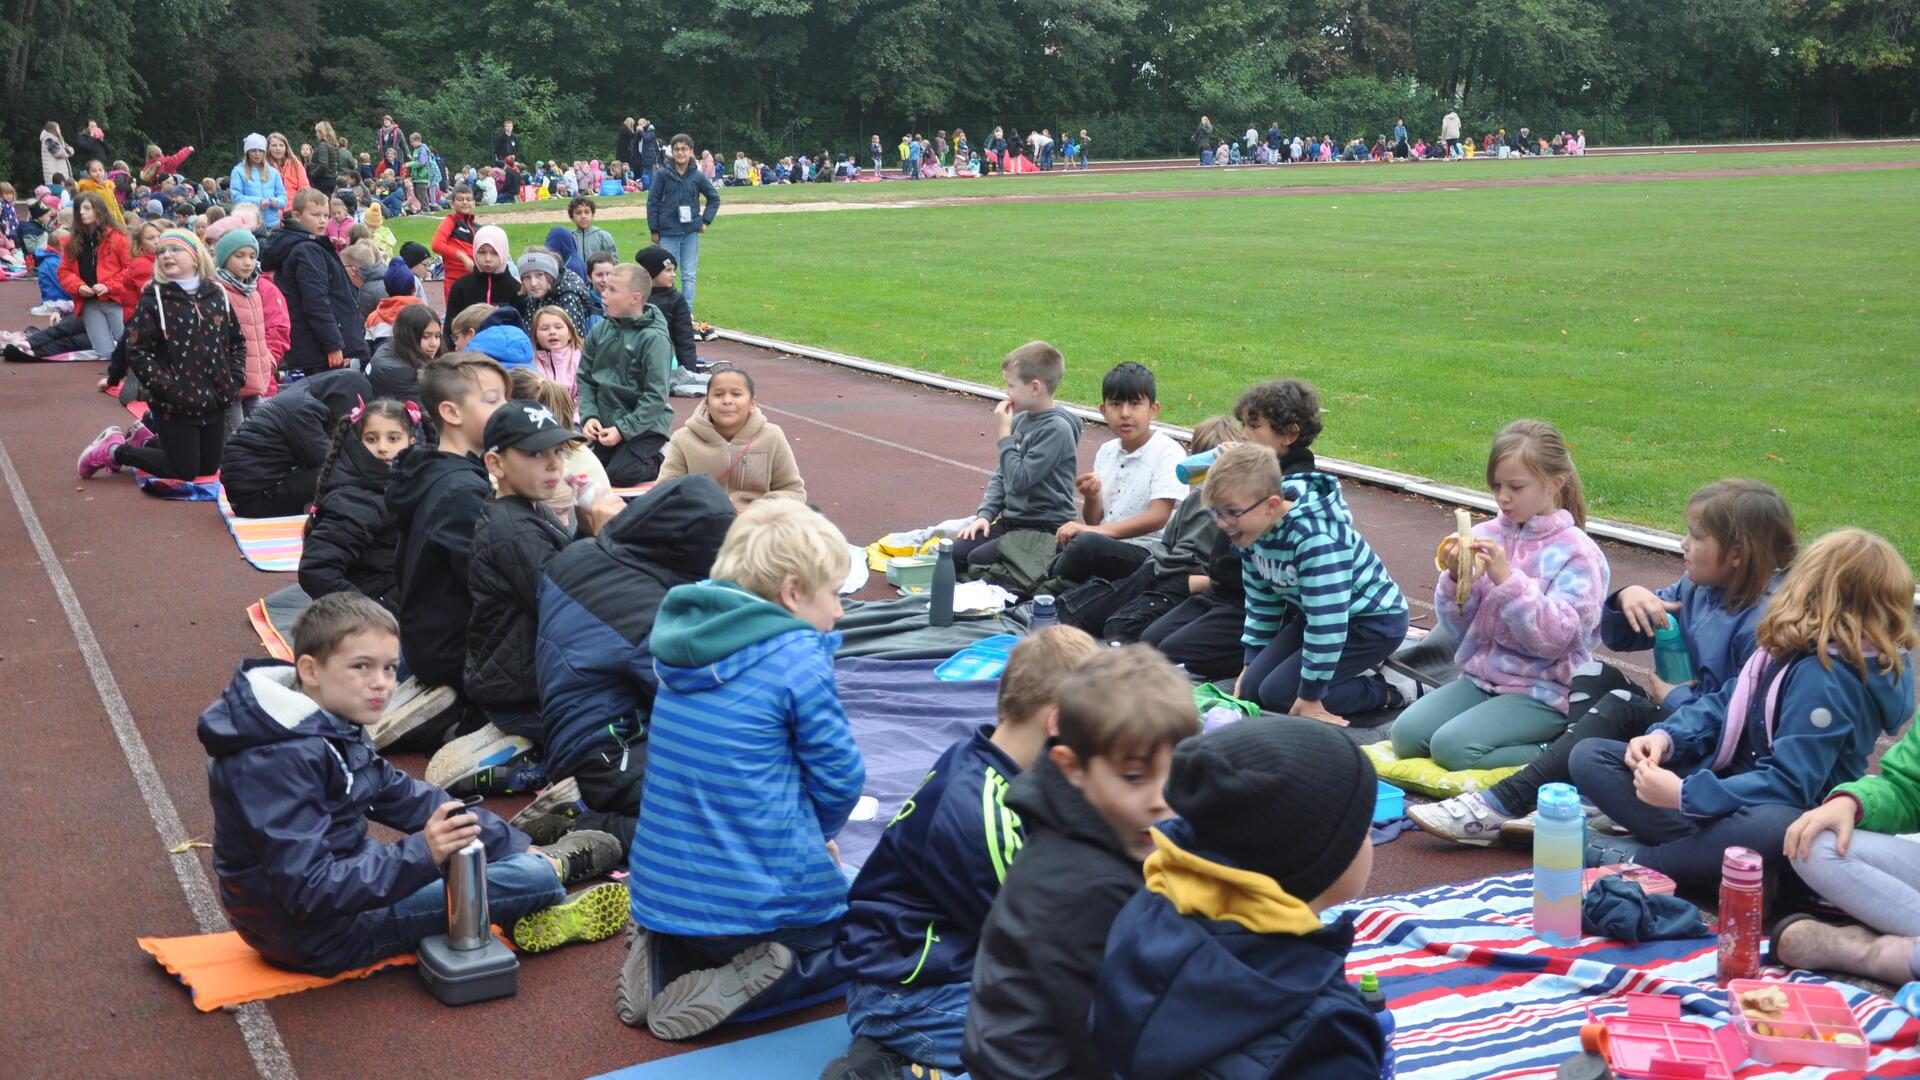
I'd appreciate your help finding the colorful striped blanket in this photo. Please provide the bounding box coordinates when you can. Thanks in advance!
[1334,873,1918,1078]
[217,488,305,572]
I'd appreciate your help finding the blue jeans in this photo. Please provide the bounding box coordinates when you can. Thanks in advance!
[658,231,701,313]
[334,851,562,972]
[1241,609,1407,716]
[846,979,971,1070]
[648,919,844,1024]
[1568,738,1804,893]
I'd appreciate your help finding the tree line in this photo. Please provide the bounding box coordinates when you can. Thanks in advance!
[5,0,1916,185]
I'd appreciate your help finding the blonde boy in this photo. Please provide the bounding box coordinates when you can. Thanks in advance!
[619,500,868,1040]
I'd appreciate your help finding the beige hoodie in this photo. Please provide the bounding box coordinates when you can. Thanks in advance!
[658,403,806,512]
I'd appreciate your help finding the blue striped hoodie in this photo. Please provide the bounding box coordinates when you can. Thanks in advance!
[1239,472,1406,700]
[629,580,867,936]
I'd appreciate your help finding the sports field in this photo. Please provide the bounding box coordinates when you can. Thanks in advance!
[397,151,1920,553]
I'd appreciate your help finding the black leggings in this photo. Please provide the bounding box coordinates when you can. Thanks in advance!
[116,415,225,480]
[1485,684,1663,817]
[1052,532,1150,585]
[230,468,321,518]
[593,431,667,487]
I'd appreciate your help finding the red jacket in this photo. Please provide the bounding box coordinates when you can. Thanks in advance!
[431,212,477,290]
[140,146,195,182]
[111,253,154,317]
[57,229,132,316]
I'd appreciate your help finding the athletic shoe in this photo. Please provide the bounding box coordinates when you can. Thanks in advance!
[821,1036,943,1080]
[1408,792,1511,847]
[76,426,125,479]
[28,302,56,317]
[508,777,583,830]
[368,679,457,750]
[425,722,534,789]
[509,881,628,954]
[539,828,622,886]
[1498,812,1537,848]
[647,941,794,1041]
[1380,665,1424,708]
[445,762,547,800]
[1584,837,1650,869]
[1590,812,1631,837]
[126,422,156,448]
[615,925,655,1028]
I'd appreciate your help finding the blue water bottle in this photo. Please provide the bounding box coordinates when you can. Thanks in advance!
[1357,973,1395,1079]
[1534,783,1586,947]
[1174,448,1219,485]
[1651,617,1693,684]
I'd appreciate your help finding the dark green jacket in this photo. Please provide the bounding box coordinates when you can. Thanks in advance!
[577,305,672,440]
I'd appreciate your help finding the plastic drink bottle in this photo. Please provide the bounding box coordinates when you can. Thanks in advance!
[1357,973,1396,1079]
[1174,448,1219,484]
[1533,783,1585,946]
[1717,846,1764,985]
[1029,594,1058,632]
[1651,618,1694,684]
[929,539,956,628]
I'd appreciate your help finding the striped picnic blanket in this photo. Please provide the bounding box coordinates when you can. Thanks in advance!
[1335,873,1919,1078]
[217,488,305,572]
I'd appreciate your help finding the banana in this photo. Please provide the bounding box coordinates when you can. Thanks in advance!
[1454,509,1475,611]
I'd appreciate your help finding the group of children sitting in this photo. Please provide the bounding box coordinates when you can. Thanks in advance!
[63,245,1913,1078]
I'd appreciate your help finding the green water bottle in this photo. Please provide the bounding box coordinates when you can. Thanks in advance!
[1651,617,1693,685]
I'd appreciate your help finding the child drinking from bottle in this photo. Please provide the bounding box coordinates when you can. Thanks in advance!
[1571,529,1917,891]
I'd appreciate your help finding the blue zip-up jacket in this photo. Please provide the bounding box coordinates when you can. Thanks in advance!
[1089,821,1383,1080]
[833,727,1024,988]
[1657,649,1915,819]
[229,161,288,227]
[1239,471,1406,700]
[199,660,524,975]
[534,476,735,780]
[1600,574,1776,713]
[645,162,720,237]
[629,580,867,935]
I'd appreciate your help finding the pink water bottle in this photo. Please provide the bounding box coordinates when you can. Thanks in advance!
[1716,846,1764,985]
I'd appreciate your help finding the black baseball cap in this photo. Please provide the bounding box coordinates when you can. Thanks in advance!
[484,400,585,455]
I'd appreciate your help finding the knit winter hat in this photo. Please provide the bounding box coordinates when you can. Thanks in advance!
[635,245,674,281]
[155,227,209,264]
[362,202,383,227]
[398,241,431,269]
[243,132,267,155]
[1163,716,1377,902]
[382,257,416,298]
[517,251,559,281]
[473,224,510,261]
[212,229,258,270]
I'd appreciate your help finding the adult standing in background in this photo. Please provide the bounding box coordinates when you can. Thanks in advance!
[308,121,349,195]
[635,119,659,179]
[40,121,74,184]
[375,115,405,164]
[618,118,637,170]
[1192,116,1214,163]
[1442,109,1462,157]
[493,120,520,166]
[646,133,719,314]
[73,120,110,173]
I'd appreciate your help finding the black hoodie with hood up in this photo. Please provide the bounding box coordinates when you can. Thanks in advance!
[386,444,491,691]
[199,660,524,975]
[298,434,401,613]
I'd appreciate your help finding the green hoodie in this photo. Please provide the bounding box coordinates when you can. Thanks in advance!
[1833,710,1920,834]
[577,305,672,440]
[650,579,814,670]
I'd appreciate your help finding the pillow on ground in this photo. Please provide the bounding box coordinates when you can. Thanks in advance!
[1365,740,1521,799]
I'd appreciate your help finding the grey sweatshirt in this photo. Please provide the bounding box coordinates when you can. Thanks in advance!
[976,406,1084,527]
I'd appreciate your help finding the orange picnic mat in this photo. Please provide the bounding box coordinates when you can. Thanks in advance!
[137,931,416,1011]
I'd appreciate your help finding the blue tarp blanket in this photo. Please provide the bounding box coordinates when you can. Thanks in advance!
[133,470,222,501]
[834,657,1000,872]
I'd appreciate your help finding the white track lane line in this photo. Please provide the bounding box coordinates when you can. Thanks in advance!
[0,441,297,1080]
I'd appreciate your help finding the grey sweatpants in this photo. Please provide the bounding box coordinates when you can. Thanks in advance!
[1793,828,1920,977]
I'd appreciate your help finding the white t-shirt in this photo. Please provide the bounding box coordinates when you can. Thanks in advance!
[1093,431,1187,547]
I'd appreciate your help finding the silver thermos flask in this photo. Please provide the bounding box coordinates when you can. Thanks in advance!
[443,839,491,951]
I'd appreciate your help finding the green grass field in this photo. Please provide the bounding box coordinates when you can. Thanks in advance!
[394,162,1920,555]
[460,145,1918,211]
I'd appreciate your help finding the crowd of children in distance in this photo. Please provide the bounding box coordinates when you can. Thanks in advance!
[27,142,1920,1075]
[1199,112,1587,165]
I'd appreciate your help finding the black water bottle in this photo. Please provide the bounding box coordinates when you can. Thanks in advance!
[929,539,956,627]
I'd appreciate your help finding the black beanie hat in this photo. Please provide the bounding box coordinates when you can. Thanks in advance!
[1164,716,1376,902]
[399,240,431,269]
[635,244,674,281]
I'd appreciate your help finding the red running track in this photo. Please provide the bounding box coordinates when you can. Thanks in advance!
[0,276,1683,1078]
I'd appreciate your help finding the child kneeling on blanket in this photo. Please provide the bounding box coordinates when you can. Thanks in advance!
[617,499,867,1040]
[824,625,1102,1079]
[1090,717,1386,1078]
[199,592,626,977]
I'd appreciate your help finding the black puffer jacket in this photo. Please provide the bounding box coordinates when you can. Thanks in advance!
[465,496,576,711]
[387,446,491,691]
[367,342,422,412]
[298,435,400,613]
[962,753,1142,1080]
[221,368,371,503]
[534,476,735,779]
[261,221,370,374]
[648,283,698,369]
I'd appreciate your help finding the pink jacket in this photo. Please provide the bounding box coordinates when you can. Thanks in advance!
[220,274,290,399]
[1435,508,1610,712]
[536,345,581,393]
